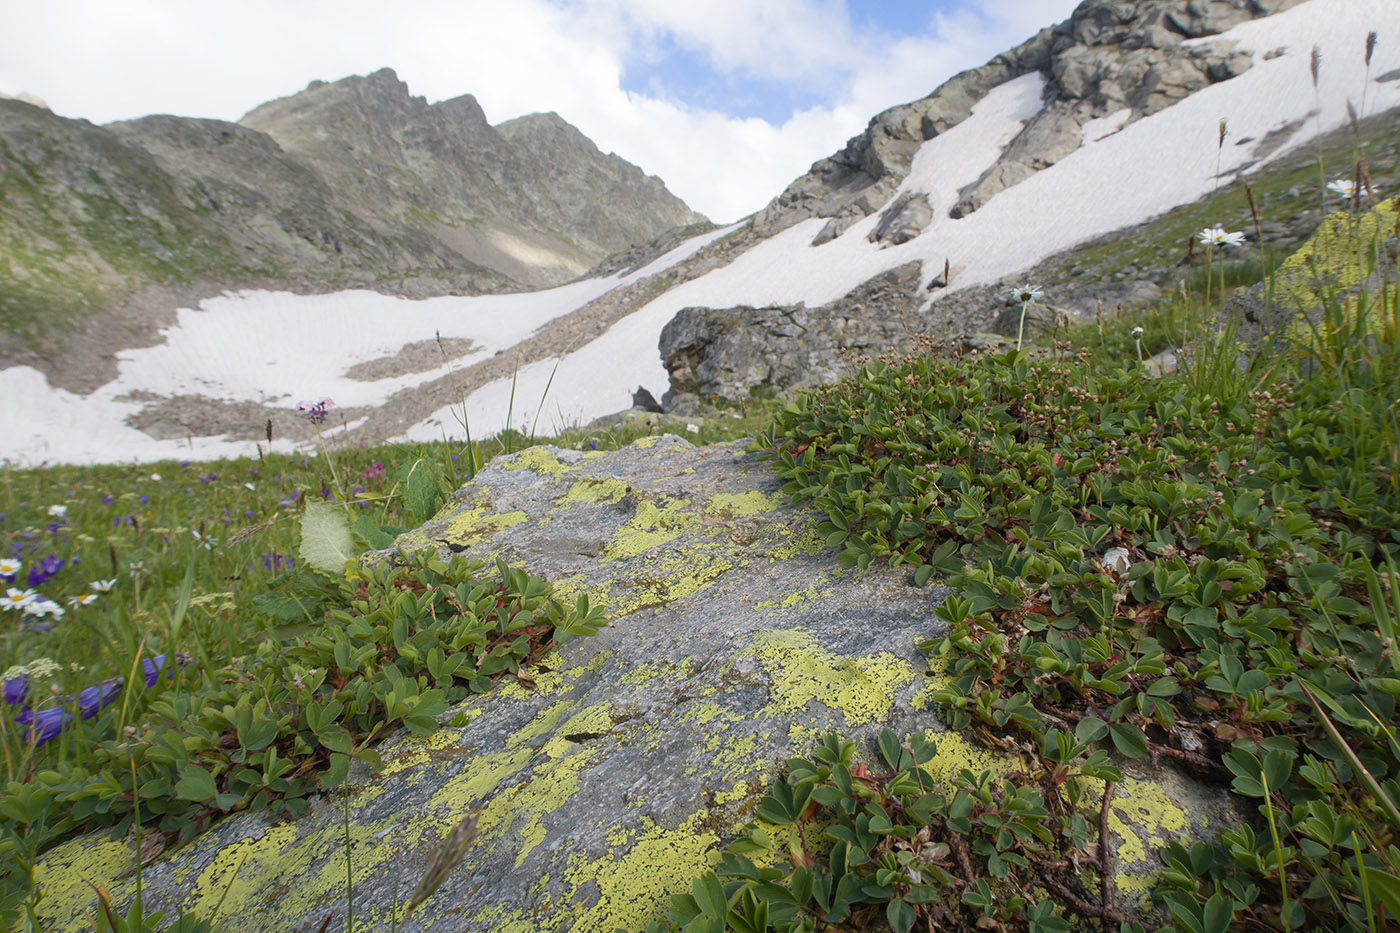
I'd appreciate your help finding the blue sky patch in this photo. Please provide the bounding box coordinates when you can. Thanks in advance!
[619,35,831,123]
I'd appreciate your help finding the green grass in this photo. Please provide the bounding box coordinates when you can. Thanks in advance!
[713,196,1400,932]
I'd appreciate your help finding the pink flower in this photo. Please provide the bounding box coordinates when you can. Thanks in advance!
[296,397,336,425]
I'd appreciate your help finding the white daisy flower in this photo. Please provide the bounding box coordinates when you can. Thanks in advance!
[686,424,700,434]
[149,473,162,482]
[47,504,68,519]
[67,593,98,608]
[0,558,20,578]
[1326,178,1356,199]
[1010,283,1044,304]
[90,578,117,592]
[24,599,63,619]
[1197,226,1246,248]
[3,587,37,611]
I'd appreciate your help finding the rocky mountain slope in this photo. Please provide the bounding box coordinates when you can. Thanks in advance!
[752,0,1310,244]
[0,68,703,380]
[5,0,1397,467]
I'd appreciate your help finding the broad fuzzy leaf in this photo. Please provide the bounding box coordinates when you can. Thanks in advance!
[299,499,356,572]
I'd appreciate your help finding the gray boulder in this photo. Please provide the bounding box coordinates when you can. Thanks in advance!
[34,438,1243,932]
[993,300,1075,340]
[869,193,935,246]
[658,263,926,408]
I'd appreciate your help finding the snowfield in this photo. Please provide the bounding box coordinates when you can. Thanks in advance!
[4,0,1398,465]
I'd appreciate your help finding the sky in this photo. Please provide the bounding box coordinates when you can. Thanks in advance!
[0,0,1082,223]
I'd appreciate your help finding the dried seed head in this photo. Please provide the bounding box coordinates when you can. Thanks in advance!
[1366,31,1378,68]
[1218,118,1228,149]
[1310,44,1322,87]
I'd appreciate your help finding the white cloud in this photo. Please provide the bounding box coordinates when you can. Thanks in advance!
[0,0,1080,222]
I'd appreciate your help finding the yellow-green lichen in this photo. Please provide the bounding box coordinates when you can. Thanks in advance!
[557,476,630,506]
[560,815,721,931]
[751,629,916,726]
[769,522,827,560]
[503,447,579,479]
[756,581,835,612]
[1278,196,1400,343]
[394,498,528,549]
[603,496,694,561]
[706,490,784,519]
[498,649,609,701]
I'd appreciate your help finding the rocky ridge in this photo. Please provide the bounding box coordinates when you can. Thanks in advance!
[0,69,703,386]
[752,0,1309,246]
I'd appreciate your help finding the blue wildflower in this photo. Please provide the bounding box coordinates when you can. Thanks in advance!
[26,554,66,588]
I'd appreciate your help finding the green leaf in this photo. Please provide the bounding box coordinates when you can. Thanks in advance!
[691,873,728,921]
[175,765,218,802]
[1075,716,1108,743]
[886,898,916,933]
[1108,722,1149,758]
[351,515,397,550]
[318,753,350,789]
[299,499,356,573]
[404,460,441,525]
[1368,870,1400,923]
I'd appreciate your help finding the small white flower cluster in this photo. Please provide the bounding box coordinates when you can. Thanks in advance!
[2,657,59,683]
[47,504,68,519]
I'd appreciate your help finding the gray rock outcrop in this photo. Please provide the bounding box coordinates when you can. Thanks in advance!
[659,262,926,411]
[754,0,1308,242]
[33,437,1243,932]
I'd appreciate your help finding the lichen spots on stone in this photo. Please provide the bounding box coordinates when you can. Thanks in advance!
[393,494,529,550]
[503,446,579,479]
[1279,196,1399,340]
[915,728,1015,787]
[561,816,720,932]
[604,496,694,561]
[498,648,608,701]
[377,725,466,779]
[33,836,130,929]
[1103,775,1189,869]
[768,521,827,560]
[751,629,915,726]
[540,703,615,758]
[706,490,784,519]
[557,475,630,507]
[756,581,835,611]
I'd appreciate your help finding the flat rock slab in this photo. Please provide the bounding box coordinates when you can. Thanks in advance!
[35,437,1233,932]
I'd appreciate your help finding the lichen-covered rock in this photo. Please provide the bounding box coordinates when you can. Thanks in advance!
[35,438,1242,932]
